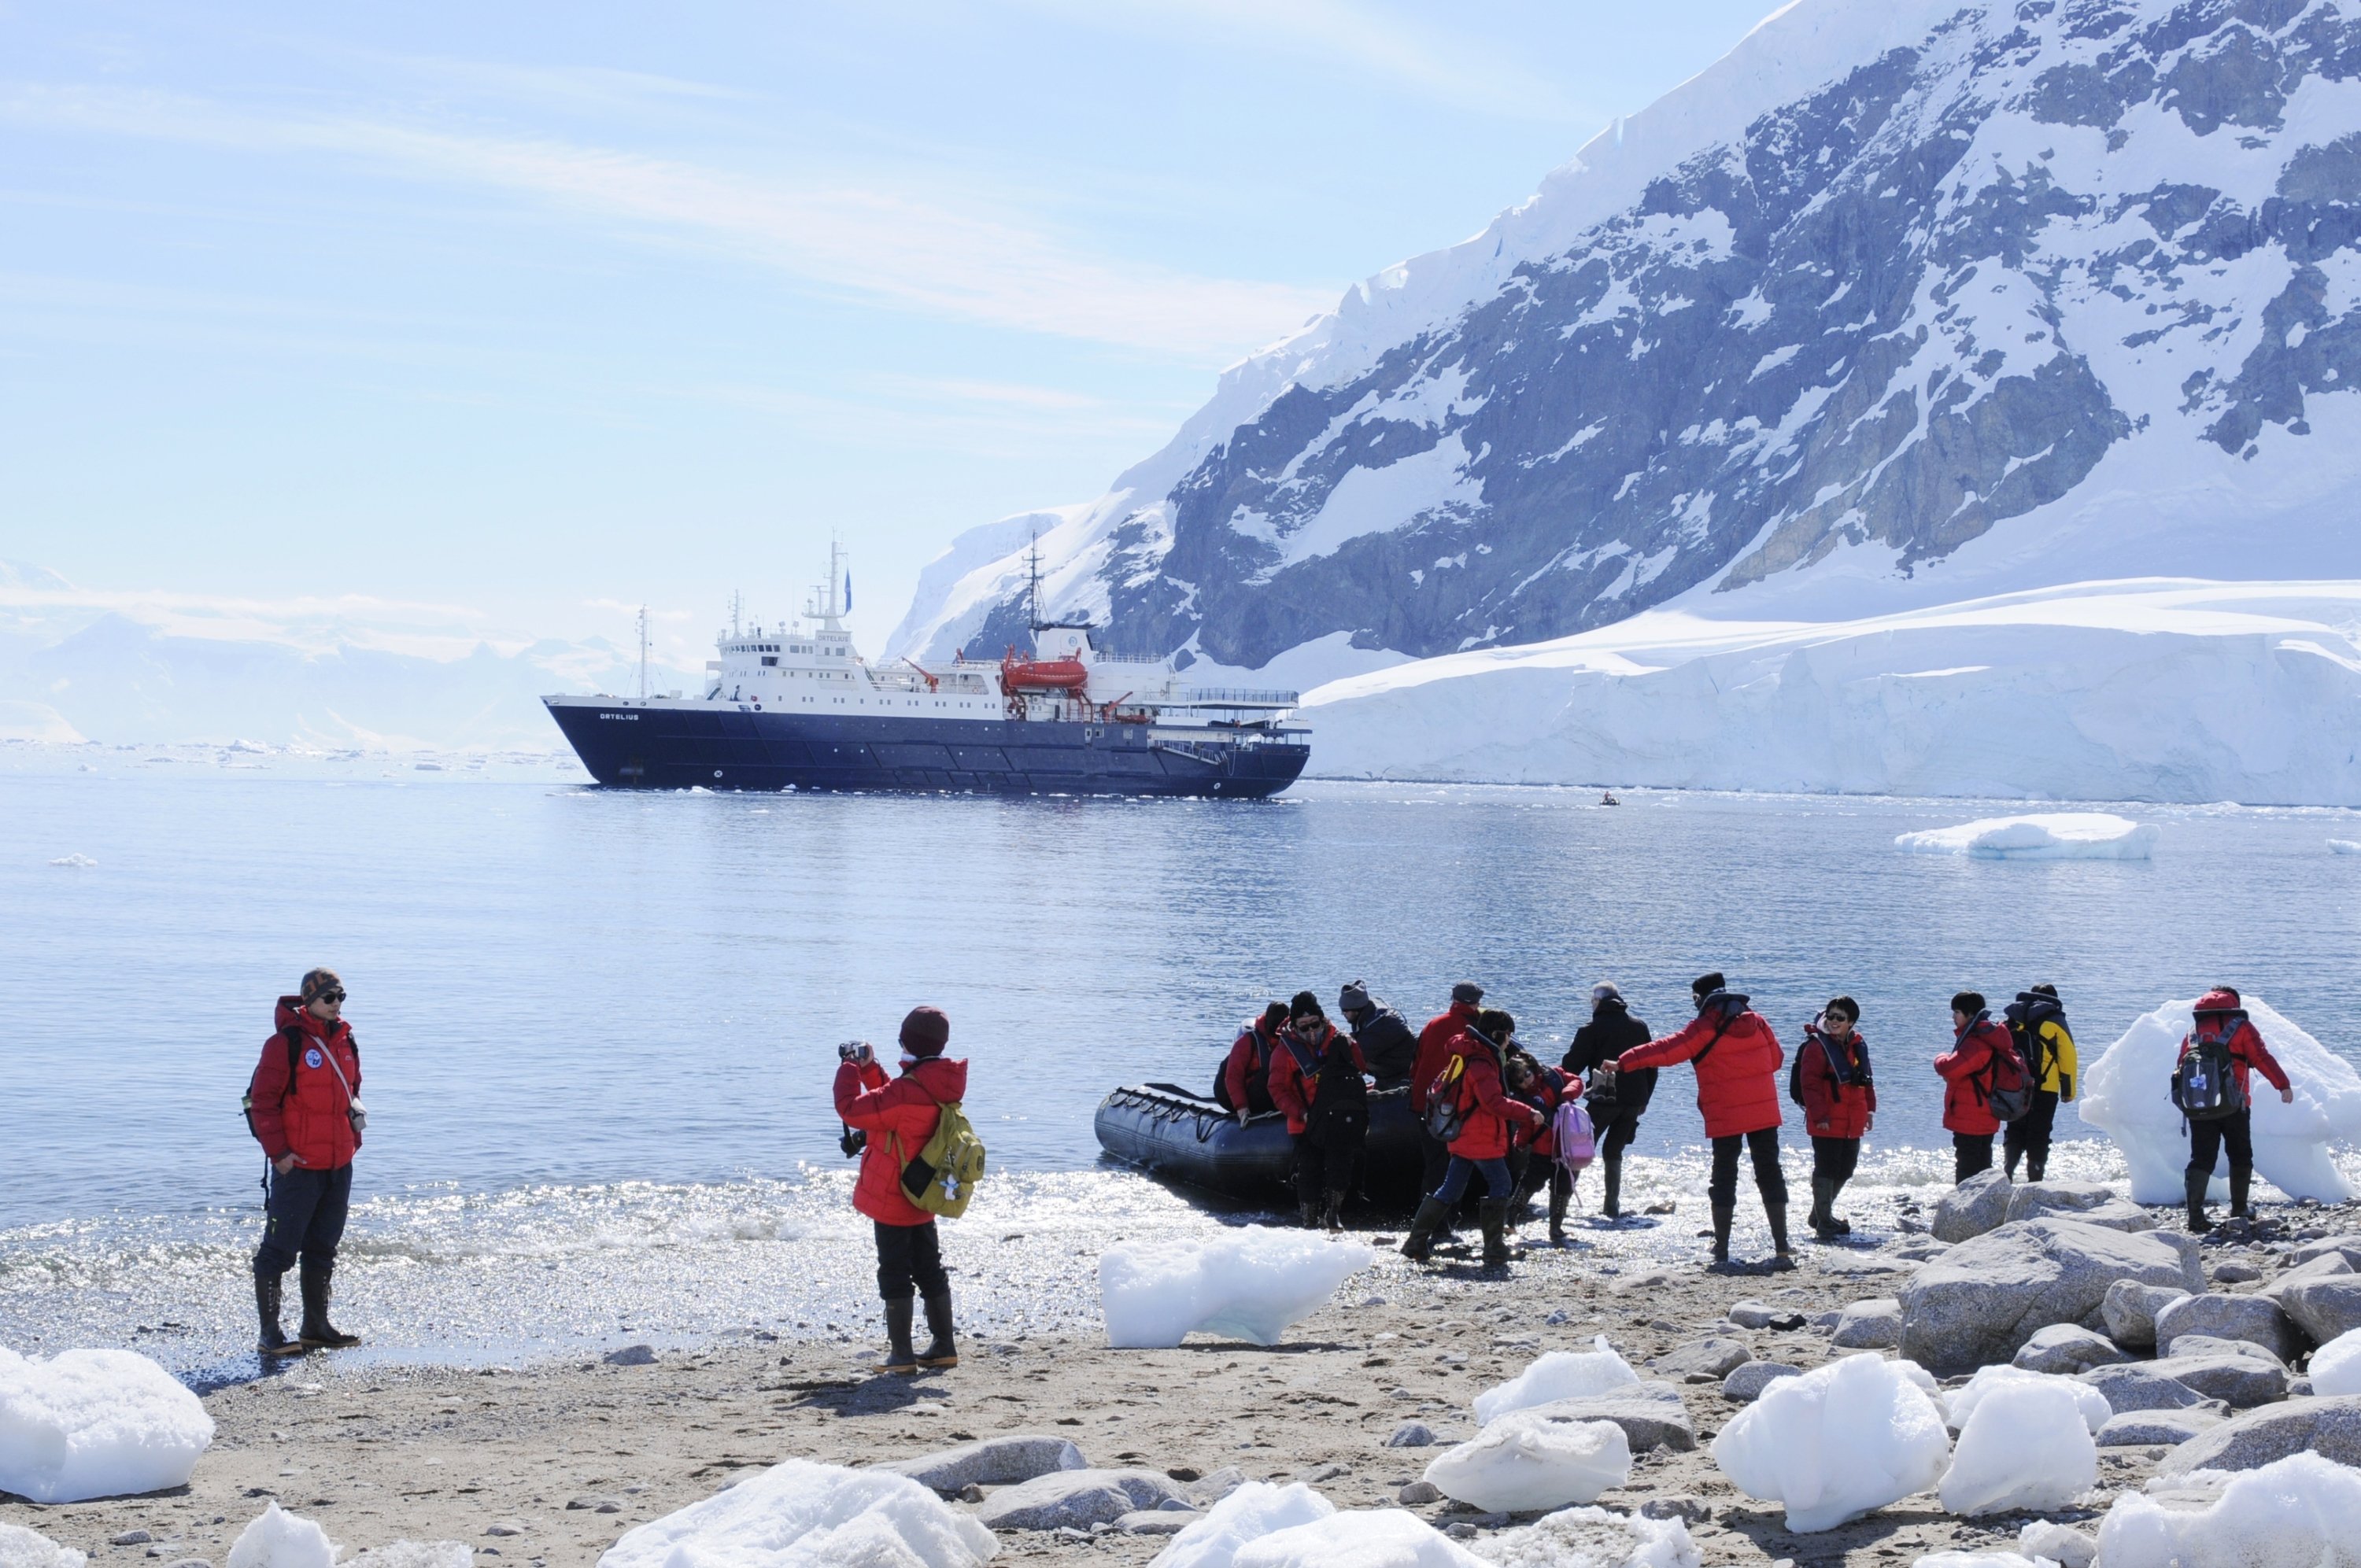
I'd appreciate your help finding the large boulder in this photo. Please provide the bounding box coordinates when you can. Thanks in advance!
[2152,1293,2301,1363]
[1899,1218,2204,1369]
[2012,1324,2129,1375]
[2282,1235,2361,1270]
[974,1468,1190,1531]
[1521,1381,1696,1453]
[878,1434,1085,1494]
[2096,1407,2224,1447]
[2145,1348,2289,1408]
[1721,1362,1801,1403]
[2157,1394,2361,1474]
[2004,1182,2154,1232]
[2276,1278,2361,1346]
[1933,1171,2014,1243]
[2099,1280,2189,1351]
[2259,1251,2352,1301]
[2078,1363,2213,1415]
[1830,1298,1901,1350]
[1651,1337,1751,1382]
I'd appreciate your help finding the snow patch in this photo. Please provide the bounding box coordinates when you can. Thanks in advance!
[1893,814,2158,861]
[1263,437,1483,575]
[1710,1353,1952,1533]
[0,1347,212,1504]
[1099,1227,1375,1349]
[596,1458,997,1567]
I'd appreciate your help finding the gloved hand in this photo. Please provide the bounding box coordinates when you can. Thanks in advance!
[1234,1107,1250,1126]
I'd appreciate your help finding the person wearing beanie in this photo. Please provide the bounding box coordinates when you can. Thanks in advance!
[1795,996,1875,1241]
[1401,1008,1543,1267]
[1934,991,2018,1182]
[1561,981,1655,1223]
[2178,987,2294,1232]
[2001,984,2078,1182]
[243,967,365,1356]
[1338,981,1418,1088]
[1615,974,1794,1270]
[1214,1001,1290,1123]
[1410,983,1487,1217]
[833,1004,969,1373]
[1268,992,1372,1230]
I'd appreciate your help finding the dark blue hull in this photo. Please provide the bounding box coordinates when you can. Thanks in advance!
[544,699,1310,797]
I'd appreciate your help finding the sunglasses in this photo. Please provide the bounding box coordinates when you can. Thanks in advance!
[315,989,346,1004]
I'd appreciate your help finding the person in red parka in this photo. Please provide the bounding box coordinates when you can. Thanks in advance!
[1617,972,1791,1268]
[1267,992,1371,1231]
[1215,1002,1288,1123]
[244,967,365,1357]
[1410,983,1485,1227]
[834,1005,967,1374]
[2181,986,2296,1232]
[1794,996,1875,1241]
[1934,991,2016,1182]
[1505,1046,1581,1246]
[1402,1009,1543,1267]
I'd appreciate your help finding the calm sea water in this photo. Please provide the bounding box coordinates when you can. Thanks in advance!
[6,756,2360,1373]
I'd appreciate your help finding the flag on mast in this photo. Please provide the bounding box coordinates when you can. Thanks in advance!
[844,574,852,612]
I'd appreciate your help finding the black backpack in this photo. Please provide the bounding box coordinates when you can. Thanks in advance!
[2005,994,2063,1087]
[1965,1018,2034,1123]
[2172,1020,2248,1122]
[1307,1032,1369,1137]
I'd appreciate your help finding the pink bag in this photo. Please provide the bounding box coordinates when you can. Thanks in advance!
[1551,1099,1596,1172]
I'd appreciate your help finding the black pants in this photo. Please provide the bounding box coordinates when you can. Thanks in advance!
[874,1219,948,1303]
[1295,1119,1365,1205]
[254,1164,353,1278]
[2187,1109,2255,1179]
[1811,1135,1860,1186]
[1708,1129,1786,1208]
[2004,1090,2060,1180]
[1953,1131,1994,1183]
[1418,1124,1454,1205]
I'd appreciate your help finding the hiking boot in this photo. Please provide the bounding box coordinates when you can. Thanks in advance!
[1547,1184,1568,1247]
[1400,1197,1450,1261]
[1321,1193,1346,1234]
[918,1291,958,1369]
[1478,1199,1512,1267]
[2185,1170,2214,1234]
[2229,1166,2252,1221]
[2026,1155,2047,1183]
[1766,1202,1795,1271]
[297,1261,362,1349]
[255,1273,305,1358]
[874,1298,921,1374]
[1709,1200,1734,1267]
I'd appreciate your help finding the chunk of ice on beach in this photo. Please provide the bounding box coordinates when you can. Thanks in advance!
[1151,1482,1334,1568]
[597,1459,996,1568]
[1710,1353,1951,1533]
[0,1523,88,1568]
[1471,1337,1639,1426]
[1228,1510,1484,1568]
[2095,1452,2361,1566]
[1894,813,2157,860]
[2310,1326,2361,1396]
[1941,1366,2109,1436]
[1099,1227,1376,1349]
[0,1346,213,1503]
[1939,1378,2097,1516]
[2079,995,2361,1203]
[1423,1411,1631,1513]
[1473,1506,1699,1567]
[226,1503,337,1568]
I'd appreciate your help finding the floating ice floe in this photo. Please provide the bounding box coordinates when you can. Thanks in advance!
[226,1503,337,1568]
[2079,995,2361,1203]
[0,1522,87,1568]
[2330,839,2361,855]
[1151,1482,1334,1568]
[1894,813,2157,860]
[46,854,95,869]
[1941,1365,2110,1436]
[1099,1227,1375,1348]
[1475,1506,1699,1567]
[2095,1452,2361,1566]
[597,1459,996,1567]
[1226,1509,1483,1567]
[0,1346,213,1503]
[1471,1337,1639,1425]
[2308,1326,2361,1396]
[1711,1354,1951,1533]
[1422,1412,1631,1512]
[1939,1378,2097,1516]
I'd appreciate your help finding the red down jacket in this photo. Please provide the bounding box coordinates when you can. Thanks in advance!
[246,997,363,1170]
[1267,1024,1368,1136]
[1413,1001,1481,1113]
[2183,991,2292,1104]
[1220,1021,1279,1116]
[1443,1035,1543,1160]
[1617,994,1783,1139]
[1934,1014,2014,1137]
[1517,1064,1580,1159]
[835,1054,968,1227]
[1796,1024,1875,1141]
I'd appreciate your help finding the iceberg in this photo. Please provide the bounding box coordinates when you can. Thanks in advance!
[597,1459,996,1568]
[1893,814,2156,860]
[2095,1452,2361,1566]
[1099,1227,1375,1349]
[1712,1354,1950,1533]
[2078,996,2361,1204]
[0,1346,213,1504]
[1470,1337,1639,1426]
[1938,1379,2097,1516]
[1151,1482,1335,1568]
[1421,1412,1631,1513]
[226,1503,337,1568]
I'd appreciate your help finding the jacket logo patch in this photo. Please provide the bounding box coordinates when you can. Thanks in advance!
[305,1048,324,1068]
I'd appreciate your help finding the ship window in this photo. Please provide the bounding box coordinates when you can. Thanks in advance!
[761,656,778,666]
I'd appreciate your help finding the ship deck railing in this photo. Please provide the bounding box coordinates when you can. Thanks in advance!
[1165,686,1299,708]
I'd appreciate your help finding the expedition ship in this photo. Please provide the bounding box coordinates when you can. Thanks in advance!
[543,549,1310,797]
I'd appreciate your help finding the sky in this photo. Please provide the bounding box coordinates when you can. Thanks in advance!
[1,0,1784,662]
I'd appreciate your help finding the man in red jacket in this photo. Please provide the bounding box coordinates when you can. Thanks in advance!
[1934,991,2015,1182]
[1411,983,1485,1224]
[1267,993,1371,1231]
[2181,987,2296,1232]
[1215,1002,1288,1124]
[835,1005,967,1374]
[244,968,364,1357]
[1617,973,1790,1269]
[1795,996,1875,1241]
[1402,1009,1543,1267]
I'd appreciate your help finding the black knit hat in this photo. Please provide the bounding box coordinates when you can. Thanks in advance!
[1451,981,1483,1005]
[1691,972,1725,999]
[1952,991,1986,1016]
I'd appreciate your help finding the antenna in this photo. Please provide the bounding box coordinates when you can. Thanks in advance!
[1027,528,1043,633]
[637,606,649,700]
[730,591,743,640]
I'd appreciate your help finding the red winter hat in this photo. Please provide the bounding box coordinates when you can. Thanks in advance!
[900,1005,951,1058]
[2194,987,2243,1015]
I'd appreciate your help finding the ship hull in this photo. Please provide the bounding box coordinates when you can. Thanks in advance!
[543,697,1310,798]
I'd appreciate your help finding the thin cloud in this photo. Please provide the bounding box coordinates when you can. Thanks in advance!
[1,83,1337,361]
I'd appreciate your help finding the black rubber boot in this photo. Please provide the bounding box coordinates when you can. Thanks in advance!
[2229,1166,2252,1221]
[1767,1203,1795,1270]
[2027,1151,2046,1183]
[1401,1197,1450,1261]
[1298,1198,1321,1229]
[297,1260,361,1349]
[1547,1184,1568,1246]
[2185,1169,2214,1234]
[874,1298,920,1373]
[1709,1200,1734,1266]
[1478,1199,1512,1267]
[1827,1177,1852,1234]
[918,1291,958,1369]
[1809,1178,1838,1241]
[1602,1158,1623,1221]
[256,1273,305,1358]
[1321,1193,1346,1233]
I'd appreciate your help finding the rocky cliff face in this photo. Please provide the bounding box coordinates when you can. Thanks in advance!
[905,0,2361,670]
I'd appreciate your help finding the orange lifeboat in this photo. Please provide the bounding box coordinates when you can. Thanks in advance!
[1000,649,1089,699]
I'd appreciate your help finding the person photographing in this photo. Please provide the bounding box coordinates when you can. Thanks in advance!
[834,1006,970,1374]
[243,967,365,1357]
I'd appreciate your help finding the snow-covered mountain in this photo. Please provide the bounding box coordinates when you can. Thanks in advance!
[896,0,2361,755]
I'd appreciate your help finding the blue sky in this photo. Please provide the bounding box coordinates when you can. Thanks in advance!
[2,0,1780,660]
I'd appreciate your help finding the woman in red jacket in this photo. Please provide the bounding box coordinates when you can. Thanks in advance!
[835,1005,968,1374]
[1934,991,2015,1182]
[2181,987,2296,1232]
[1617,973,1790,1268]
[1795,996,1875,1241]
[1215,1002,1288,1123]
[1267,992,1371,1231]
[1401,1009,1543,1267]
[245,967,366,1357]
[1505,1047,1582,1246]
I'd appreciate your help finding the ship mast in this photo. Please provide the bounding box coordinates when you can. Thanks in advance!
[1027,529,1044,633]
[636,605,649,700]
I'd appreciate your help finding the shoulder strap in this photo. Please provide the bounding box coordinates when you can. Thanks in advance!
[1690,1009,1735,1065]
[278,1025,304,1105]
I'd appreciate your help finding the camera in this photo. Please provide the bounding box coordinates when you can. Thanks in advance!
[837,1040,872,1064]
[839,1127,868,1158]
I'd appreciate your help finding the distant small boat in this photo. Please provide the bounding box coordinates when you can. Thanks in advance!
[1093,1082,1426,1208]
[1600,791,1620,806]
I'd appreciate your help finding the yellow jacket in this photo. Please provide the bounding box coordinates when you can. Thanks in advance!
[2030,1019,2077,1099]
